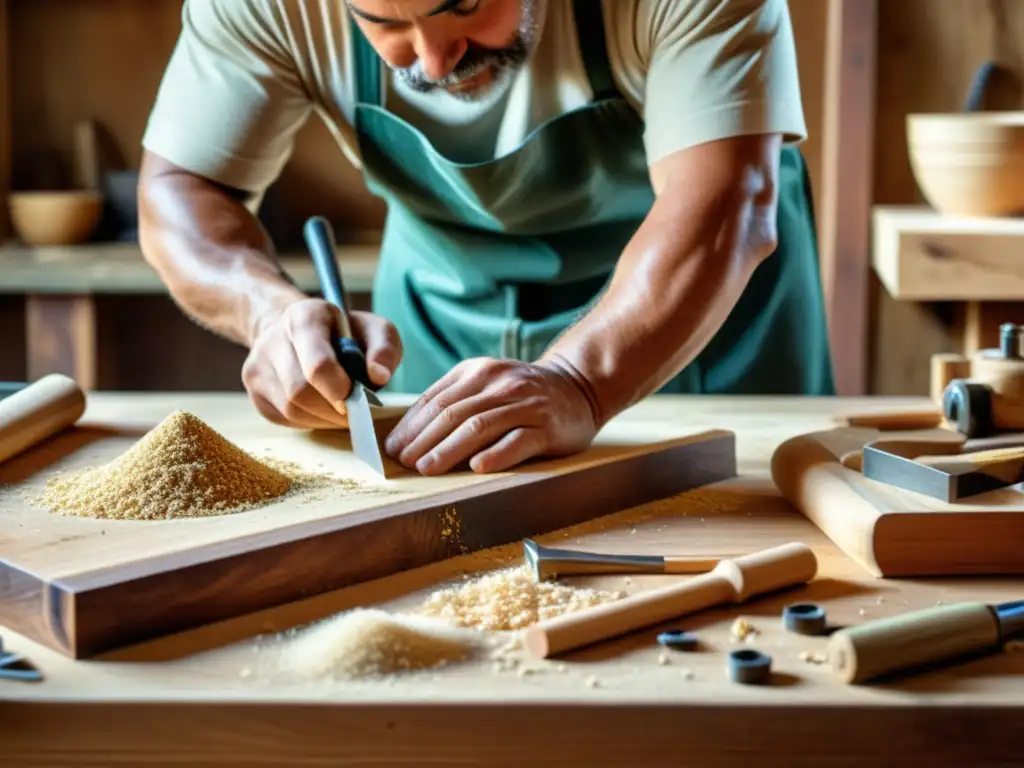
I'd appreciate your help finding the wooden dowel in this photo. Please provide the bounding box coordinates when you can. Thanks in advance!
[0,374,86,465]
[826,602,1000,684]
[661,556,740,574]
[522,542,818,659]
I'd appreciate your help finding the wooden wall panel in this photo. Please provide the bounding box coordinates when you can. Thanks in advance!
[871,0,1024,395]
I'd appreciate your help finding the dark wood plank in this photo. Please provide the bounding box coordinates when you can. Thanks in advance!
[0,430,736,658]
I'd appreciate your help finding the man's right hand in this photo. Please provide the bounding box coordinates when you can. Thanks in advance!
[241,298,403,429]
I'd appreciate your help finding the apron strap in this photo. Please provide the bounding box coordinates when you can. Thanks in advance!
[350,17,383,106]
[571,0,619,102]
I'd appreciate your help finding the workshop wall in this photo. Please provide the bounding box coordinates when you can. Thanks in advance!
[3,0,1016,394]
[870,0,1024,395]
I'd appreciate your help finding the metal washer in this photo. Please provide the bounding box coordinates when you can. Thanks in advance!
[728,649,772,684]
[783,603,828,636]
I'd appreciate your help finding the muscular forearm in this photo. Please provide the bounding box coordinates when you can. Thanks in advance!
[137,151,306,347]
[540,136,781,426]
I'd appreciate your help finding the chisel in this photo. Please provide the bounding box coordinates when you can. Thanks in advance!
[827,600,1024,684]
[304,216,388,476]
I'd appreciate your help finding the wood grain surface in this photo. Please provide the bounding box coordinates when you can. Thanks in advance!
[771,425,1024,576]
[1,394,1022,767]
[0,395,735,658]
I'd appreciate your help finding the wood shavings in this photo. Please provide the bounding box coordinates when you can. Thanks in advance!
[417,565,625,632]
[730,617,758,643]
[798,650,828,665]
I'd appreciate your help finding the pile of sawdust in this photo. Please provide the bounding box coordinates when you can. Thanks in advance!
[278,609,483,680]
[33,410,339,520]
[417,565,626,632]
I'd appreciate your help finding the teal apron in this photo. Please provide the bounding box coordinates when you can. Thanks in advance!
[348,1,835,396]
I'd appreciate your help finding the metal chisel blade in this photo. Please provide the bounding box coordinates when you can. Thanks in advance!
[346,383,387,477]
[862,448,955,501]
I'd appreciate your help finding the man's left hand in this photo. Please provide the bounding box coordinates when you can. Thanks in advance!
[384,358,600,475]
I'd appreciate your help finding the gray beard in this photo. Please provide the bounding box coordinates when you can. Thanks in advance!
[391,0,543,102]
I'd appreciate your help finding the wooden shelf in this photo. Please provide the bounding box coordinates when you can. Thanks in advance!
[872,206,1024,301]
[0,241,380,295]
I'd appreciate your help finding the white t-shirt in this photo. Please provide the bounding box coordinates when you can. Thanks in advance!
[142,0,807,195]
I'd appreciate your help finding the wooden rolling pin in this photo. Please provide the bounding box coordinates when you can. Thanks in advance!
[0,374,86,465]
[827,600,1024,684]
[522,542,818,659]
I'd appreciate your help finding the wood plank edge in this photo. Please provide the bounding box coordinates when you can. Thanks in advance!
[873,511,1024,577]
[59,431,737,658]
[0,557,75,656]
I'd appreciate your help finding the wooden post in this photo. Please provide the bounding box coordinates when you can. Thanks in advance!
[25,295,98,391]
[0,0,10,241]
[819,0,878,395]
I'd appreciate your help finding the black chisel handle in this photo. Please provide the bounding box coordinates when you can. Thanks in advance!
[303,215,378,392]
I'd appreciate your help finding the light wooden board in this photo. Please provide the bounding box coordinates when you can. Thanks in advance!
[771,424,1024,576]
[873,205,1024,301]
[0,395,735,658]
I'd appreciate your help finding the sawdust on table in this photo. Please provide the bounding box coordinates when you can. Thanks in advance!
[30,410,388,521]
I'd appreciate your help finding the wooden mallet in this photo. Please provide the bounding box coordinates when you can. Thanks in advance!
[522,542,818,659]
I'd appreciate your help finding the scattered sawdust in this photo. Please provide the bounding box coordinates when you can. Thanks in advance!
[416,565,626,632]
[440,507,467,553]
[730,617,758,643]
[29,410,387,520]
[274,608,487,681]
[799,650,828,665]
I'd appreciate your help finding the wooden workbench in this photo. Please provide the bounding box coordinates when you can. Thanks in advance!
[1,394,1021,766]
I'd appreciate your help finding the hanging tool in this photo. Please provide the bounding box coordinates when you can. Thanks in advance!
[0,374,86,466]
[827,600,1024,684]
[522,542,818,659]
[523,539,740,580]
[304,216,388,476]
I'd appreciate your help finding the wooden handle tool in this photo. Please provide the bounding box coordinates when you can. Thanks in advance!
[522,542,818,659]
[0,374,86,465]
[827,600,1024,684]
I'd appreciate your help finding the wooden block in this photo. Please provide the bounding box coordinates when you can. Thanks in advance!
[771,426,1024,577]
[873,206,1024,301]
[0,416,736,658]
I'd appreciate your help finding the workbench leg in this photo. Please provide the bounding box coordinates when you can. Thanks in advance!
[25,294,98,390]
[957,301,1024,356]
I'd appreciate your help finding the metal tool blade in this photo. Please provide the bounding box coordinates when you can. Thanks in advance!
[862,447,956,501]
[524,539,666,581]
[345,382,387,477]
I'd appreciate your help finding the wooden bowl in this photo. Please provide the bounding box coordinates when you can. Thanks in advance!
[907,112,1024,217]
[7,190,104,246]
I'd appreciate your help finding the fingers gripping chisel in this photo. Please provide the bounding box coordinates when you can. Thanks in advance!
[304,215,388,476]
